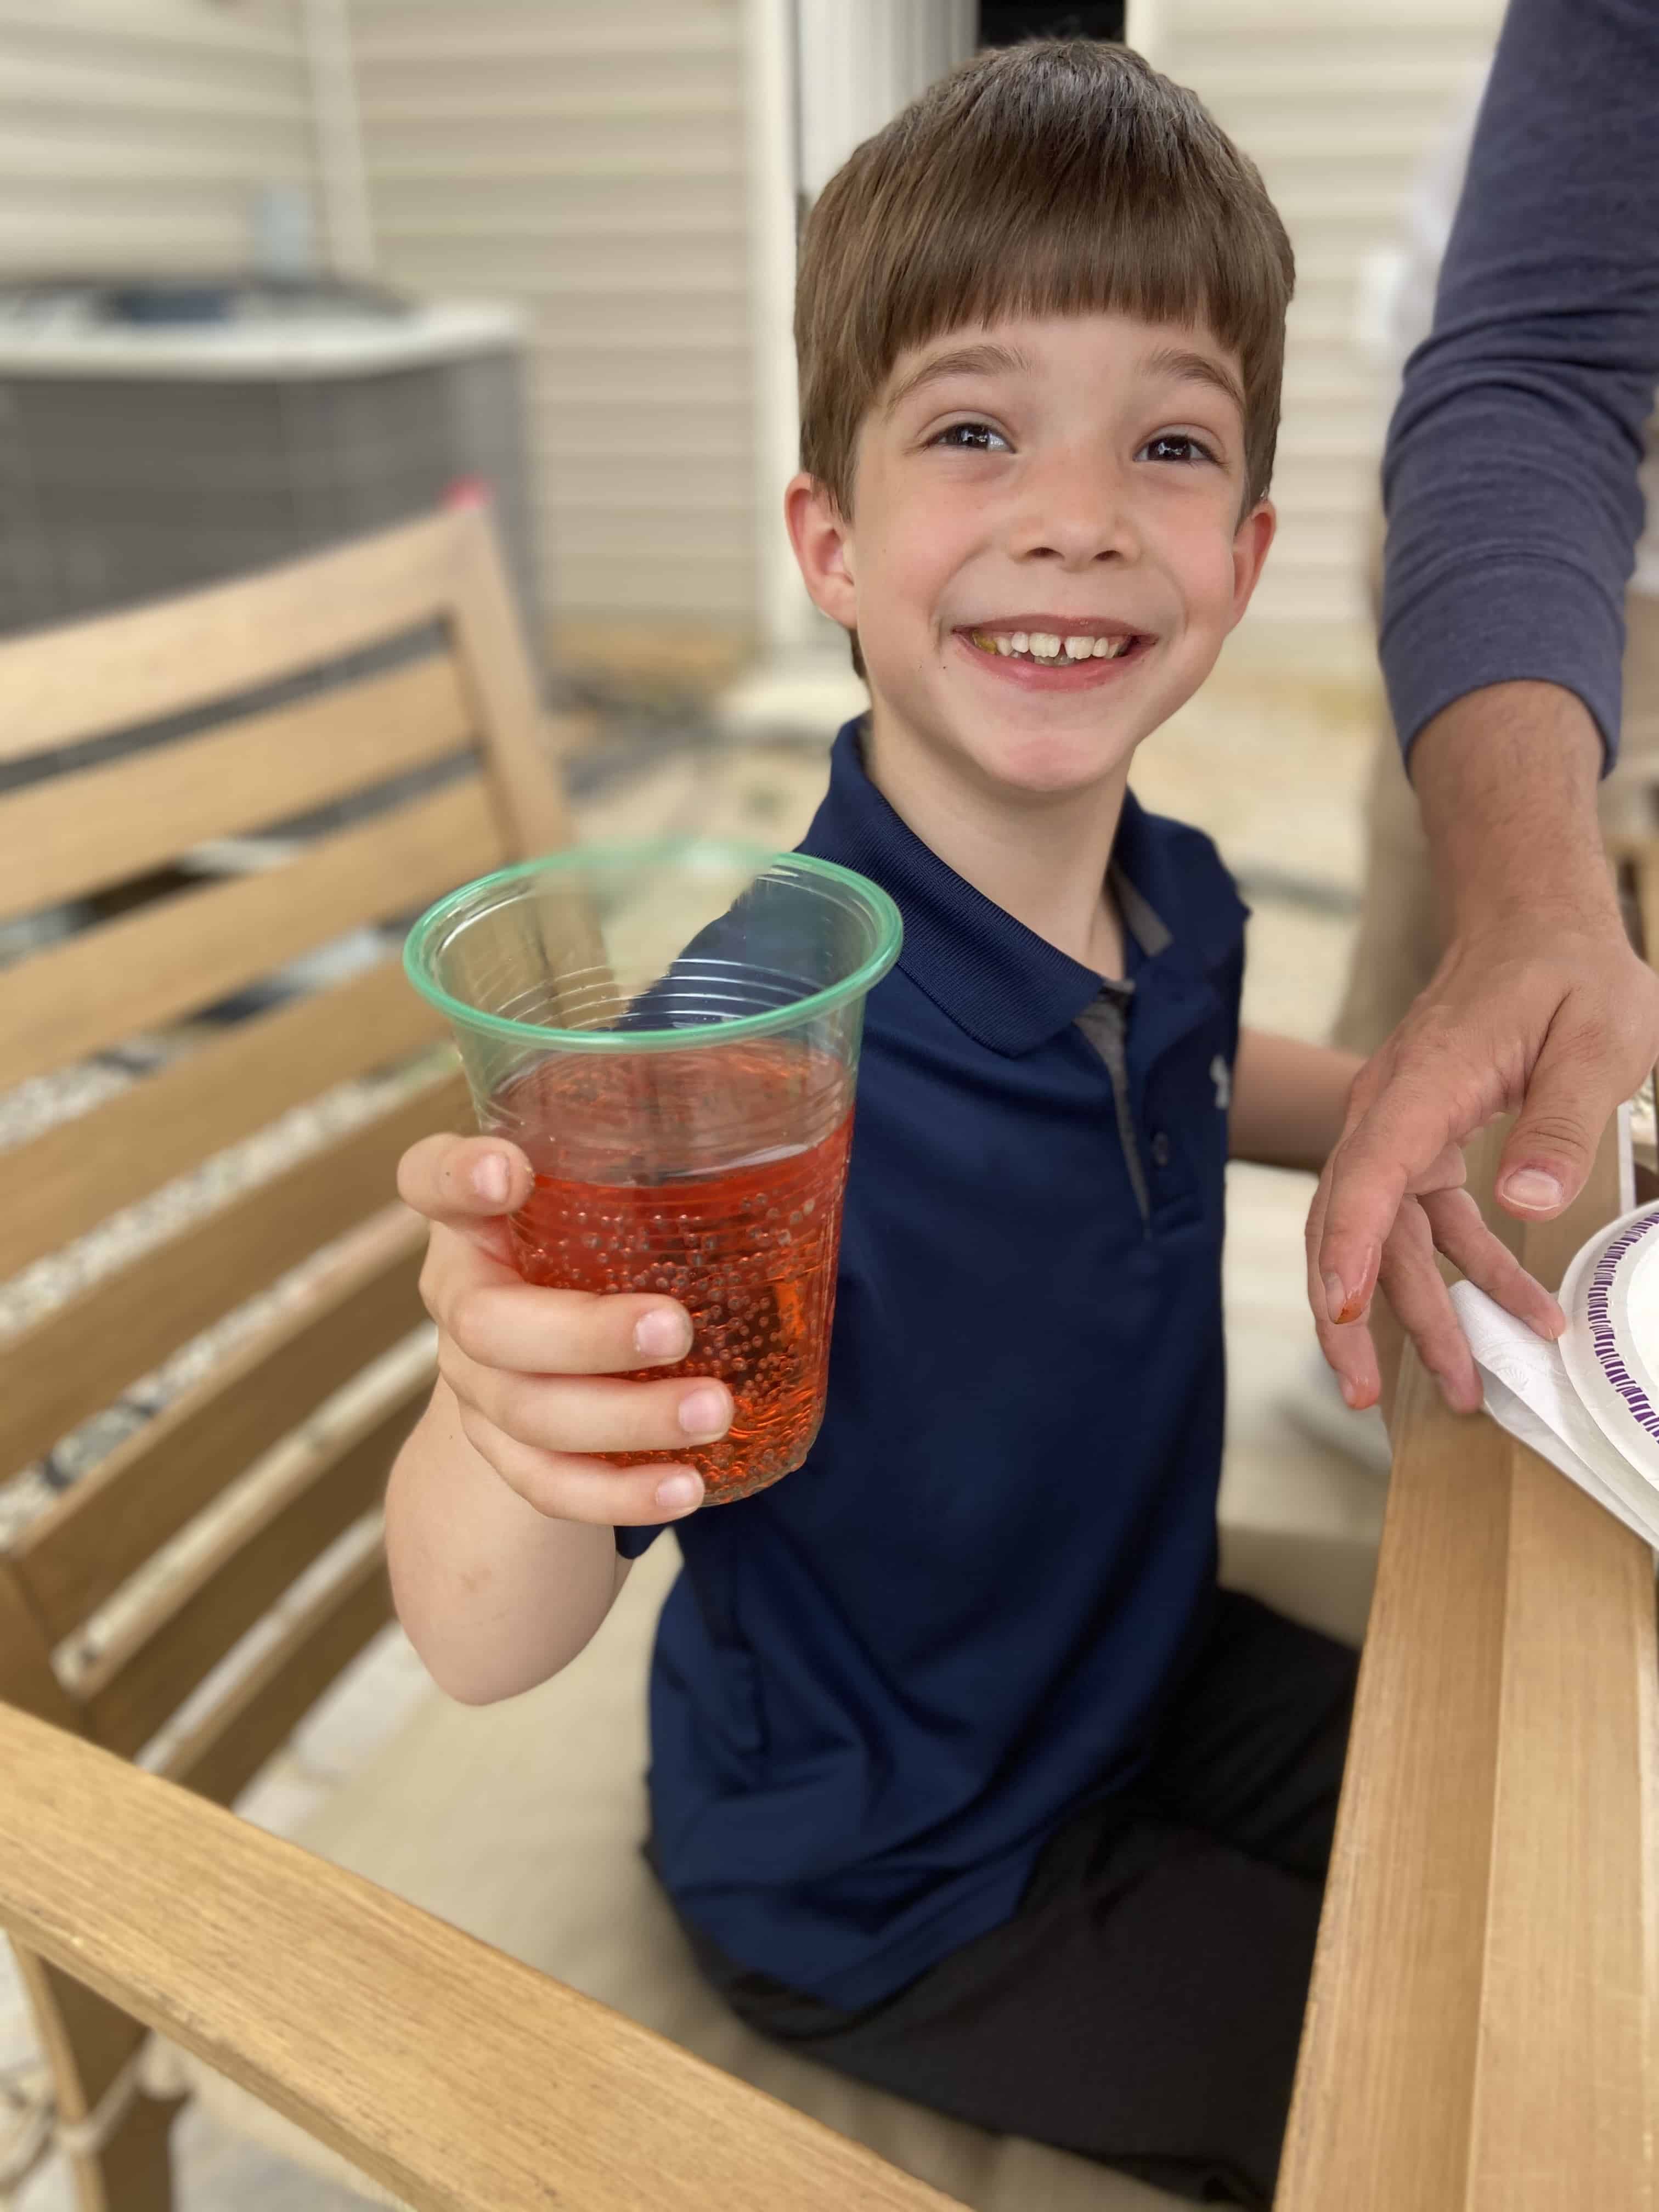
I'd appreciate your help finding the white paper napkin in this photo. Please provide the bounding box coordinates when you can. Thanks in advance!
[1448,1279,1659,1549]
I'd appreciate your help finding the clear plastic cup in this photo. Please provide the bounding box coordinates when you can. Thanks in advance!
[404,840,902,1503]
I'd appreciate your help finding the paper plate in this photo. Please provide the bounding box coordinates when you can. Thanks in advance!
[1559,1200,1659,1488]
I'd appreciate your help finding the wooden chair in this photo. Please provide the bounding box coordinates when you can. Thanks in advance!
[0,514,1171,2212]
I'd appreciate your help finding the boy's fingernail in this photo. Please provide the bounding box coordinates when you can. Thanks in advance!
[678,1386,729,1440]
[655,1473,701,1513]
[635,1308,692,1361]
[471,1153,510,1204]
[1500,1167,1565,1212]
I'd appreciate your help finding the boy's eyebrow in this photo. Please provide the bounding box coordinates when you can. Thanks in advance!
[882,341,1032,415]
[1142,343,1246,416]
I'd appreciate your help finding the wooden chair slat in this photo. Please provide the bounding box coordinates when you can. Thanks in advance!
[445,501,575,860]
[0,1702,965,2212]
[13,1209,425,1645]
[0,650,475,926]
[0,957,441,1285]
[159,1547,394,1810]
[0,1562,81,1730]
[0,512,462,764]
[0,777,503,1093]
[0,1070,465,1483]
[81,1375,430,1759]
[9,1944,149,2120]
[1278,1120,1659,2210]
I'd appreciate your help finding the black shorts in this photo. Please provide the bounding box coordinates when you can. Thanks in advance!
[664,1589,1358,2209]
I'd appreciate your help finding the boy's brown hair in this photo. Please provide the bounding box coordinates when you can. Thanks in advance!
[796,40,1294,520]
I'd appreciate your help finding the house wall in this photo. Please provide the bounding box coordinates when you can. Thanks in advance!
[1153,0,1505,653]
[344,0,758,675]
[0,0,318,276]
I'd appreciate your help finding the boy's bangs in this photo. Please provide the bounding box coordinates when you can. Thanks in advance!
[868,204,1272,407]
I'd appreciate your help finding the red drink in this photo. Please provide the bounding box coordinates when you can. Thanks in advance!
[494,1041,853,1502]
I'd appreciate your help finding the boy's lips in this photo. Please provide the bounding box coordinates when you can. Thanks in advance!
[952,617,1153,688]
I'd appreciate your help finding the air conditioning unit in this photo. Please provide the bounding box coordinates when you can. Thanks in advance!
[0,278,540,656]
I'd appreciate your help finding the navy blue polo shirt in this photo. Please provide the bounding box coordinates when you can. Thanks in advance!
[617,720,1248,2012]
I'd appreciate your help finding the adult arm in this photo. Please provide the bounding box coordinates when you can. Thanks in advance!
[1313,0,1659,1402]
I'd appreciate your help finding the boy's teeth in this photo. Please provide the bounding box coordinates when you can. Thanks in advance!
[970,628,1135,662]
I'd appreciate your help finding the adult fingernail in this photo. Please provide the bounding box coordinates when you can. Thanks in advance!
[1323,1272,1353,1325]
[655,1473,701,1513]
[471,1153,510,1204]
[635,1307,692,1361]
[1500,1168,1565,1212]
[678,1386,729,1441]
[1340,1375,1362,1409]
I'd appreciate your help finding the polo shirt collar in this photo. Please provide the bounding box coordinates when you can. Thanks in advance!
[799,719,1239,1058]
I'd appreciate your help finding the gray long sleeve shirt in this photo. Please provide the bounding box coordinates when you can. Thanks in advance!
[1380,0,1659,765]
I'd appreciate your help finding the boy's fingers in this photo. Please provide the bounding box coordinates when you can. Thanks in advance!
[439,1336,730,1455]
[454,1399,704,1526]
[398,1133,533,1227]
[440,1276,695,1376]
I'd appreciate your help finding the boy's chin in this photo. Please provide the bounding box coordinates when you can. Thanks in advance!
[958,723,1135,801]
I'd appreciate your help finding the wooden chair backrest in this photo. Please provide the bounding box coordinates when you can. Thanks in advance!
[0,507,571,2203]
[1277,1110,1659,2207]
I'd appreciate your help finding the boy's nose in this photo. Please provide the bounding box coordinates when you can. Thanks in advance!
[1008,455,1140,569]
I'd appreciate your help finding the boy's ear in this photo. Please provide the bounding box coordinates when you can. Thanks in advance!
[1227,499,1276,630]
[785,472,859,632]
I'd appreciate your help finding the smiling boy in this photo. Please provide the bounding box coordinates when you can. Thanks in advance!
[385,42,1550,2208]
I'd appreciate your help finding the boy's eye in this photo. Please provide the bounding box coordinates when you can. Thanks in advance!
[930,421,1010,453]
[1139,432,1216,466]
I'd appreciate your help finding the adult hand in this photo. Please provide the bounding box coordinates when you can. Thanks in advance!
[1310,683,1659,1410]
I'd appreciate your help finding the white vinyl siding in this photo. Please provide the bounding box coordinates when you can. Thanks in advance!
[1154,0,1506,639]
[346,0,755,640]
[0,1,315,274]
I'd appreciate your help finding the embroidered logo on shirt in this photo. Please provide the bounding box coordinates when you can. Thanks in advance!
[1210,1054,1232,1111]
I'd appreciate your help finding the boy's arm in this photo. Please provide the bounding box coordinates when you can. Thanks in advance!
[385,1383,628,1707]
[1228,1029,1362,1174]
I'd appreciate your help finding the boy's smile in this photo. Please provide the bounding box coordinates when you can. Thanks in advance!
[959,617,1150,689]
[787,312,1274,809]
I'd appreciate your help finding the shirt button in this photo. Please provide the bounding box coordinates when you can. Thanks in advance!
[1150,1131,1172,1169]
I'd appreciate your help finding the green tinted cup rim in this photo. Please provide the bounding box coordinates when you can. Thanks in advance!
[403,839,904,1053]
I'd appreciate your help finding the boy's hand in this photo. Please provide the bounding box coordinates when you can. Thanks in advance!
[397,1133,731,1525]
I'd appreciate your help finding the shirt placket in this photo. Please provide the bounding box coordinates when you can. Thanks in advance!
[1075,981,1153,1228]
